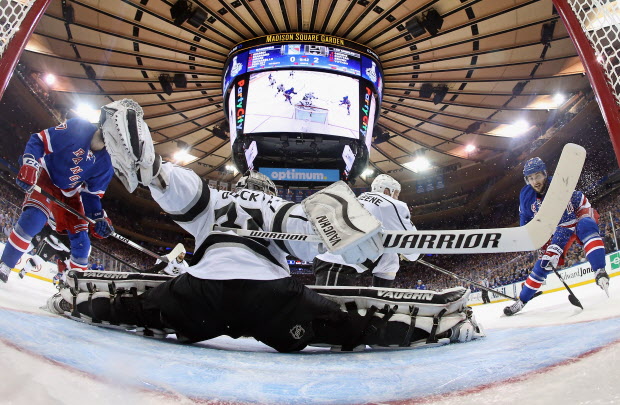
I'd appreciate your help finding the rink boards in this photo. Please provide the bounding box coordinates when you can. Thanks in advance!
[468,251,620,305]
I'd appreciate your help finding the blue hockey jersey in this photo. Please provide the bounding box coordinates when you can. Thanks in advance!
[24,118,114,212]
[519,176,591,246]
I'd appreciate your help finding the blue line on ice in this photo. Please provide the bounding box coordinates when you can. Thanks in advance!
[1,308,618,404]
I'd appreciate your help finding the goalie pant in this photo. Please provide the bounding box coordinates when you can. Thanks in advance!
[314,191,419,286]
[1,118,114,273]
[62,271,483,352]
[518,182,606,303]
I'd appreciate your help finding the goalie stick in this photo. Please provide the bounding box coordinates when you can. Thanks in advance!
[214,143,586,254]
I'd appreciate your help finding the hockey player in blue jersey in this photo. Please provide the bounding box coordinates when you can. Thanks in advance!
[0,99,150,283]
[283,87,297,105]
[504,157,610,315]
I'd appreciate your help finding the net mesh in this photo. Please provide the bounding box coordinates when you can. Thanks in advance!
[566,0,620,107]
[0,0,36,58]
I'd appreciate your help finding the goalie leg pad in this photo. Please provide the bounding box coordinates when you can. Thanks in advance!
[311,285,471,317]
[302,181,383,264]
[65,270,173,293]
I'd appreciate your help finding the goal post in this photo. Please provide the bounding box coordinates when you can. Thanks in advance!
[0,0,53,100]
[552,0,620,165]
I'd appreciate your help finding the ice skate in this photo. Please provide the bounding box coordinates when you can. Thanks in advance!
[504,299,525,316]
[46,292,72,315]
[595,268,610,297]
[0,262,11,283]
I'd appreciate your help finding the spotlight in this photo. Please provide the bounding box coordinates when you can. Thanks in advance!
[173,73,187,88]
[510,120,530,136]
[75,104,100,123]
[432,85,448,105]
[405,17,425,38]
[188,8,207,28]
[512,81,527,96]
[62,3,75,24]
[170,0,193,26]
[465,122,482,134]
[421,8,443,36]
[541,22,555,46]
[419,83,434,98]
[159,74,174,95]
[362,168,374,177]
[43,73,56,86]
[553,93,566,107]
[465,144,476,153]
[81,64,97,80]
[212,122,228,140]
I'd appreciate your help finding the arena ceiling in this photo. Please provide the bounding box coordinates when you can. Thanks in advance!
[18,0,596,203]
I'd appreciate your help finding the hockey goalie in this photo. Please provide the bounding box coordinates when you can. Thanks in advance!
[53,98,484,352]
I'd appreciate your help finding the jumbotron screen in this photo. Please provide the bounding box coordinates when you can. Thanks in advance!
[223,34,383,181]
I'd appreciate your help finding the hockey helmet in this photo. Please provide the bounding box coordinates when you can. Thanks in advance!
[236,171,277,196]
[371,174,401,198]
[523,157,547,183]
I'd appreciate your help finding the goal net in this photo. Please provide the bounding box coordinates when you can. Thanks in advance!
[552,0,620,162]
[294,104,329,124]
[0,0,52,99]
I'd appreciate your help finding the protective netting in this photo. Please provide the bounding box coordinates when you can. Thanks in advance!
[566,0,620,107]
[0,0,36,58]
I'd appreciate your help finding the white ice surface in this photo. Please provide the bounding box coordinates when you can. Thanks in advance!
[0,271,619,405]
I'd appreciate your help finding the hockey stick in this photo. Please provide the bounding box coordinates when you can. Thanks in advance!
[552,268,583,309]
[212,143,586,254]
[30,184,172,263]
[417,259,517,301]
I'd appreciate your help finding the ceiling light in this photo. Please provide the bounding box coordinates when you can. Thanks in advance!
[465,144,476,153]
[43,73,56,85]
[362,168,374,177]
[173,150,197,164]
[75,103,100,123]
[404,156,432,173]
[225,164,238,174]
[553,93,566,107]
[511,120,530,136]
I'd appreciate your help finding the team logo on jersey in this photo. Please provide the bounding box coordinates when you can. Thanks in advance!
[69,175,81,182]
[289,324,305,340]
[70,166,83,174]
[86,150,95,162]
[72,157,83,165]
[530,199,542,213]
[73,148,85,157]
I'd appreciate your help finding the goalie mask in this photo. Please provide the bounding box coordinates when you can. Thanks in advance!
[371,174,401,199]
[236,171,277,196]
[99,99,156,193]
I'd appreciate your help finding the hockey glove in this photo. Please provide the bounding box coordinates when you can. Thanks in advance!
[17,154,40,193]
[88,210,114,239]
[540,244,563,270]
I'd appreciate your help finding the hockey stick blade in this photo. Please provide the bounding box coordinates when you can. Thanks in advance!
[552,268,584,309]
[214,143,585,254]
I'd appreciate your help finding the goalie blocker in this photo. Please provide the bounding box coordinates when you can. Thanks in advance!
[58,271,484,351]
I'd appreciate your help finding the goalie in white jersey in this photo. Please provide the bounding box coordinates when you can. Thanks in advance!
[314,174,419,287]
[57,107,484,351]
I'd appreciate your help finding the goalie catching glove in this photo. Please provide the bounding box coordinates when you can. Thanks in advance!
[302,181,383,264]
[99,99,158,193]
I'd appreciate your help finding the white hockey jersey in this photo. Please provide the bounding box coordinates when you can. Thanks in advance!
[317,191,419,279]
[153,258,189,276]
[149,163,320,280]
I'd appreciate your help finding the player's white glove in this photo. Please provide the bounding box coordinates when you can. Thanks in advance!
[302,181,384,264]
[540,244,563,270]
